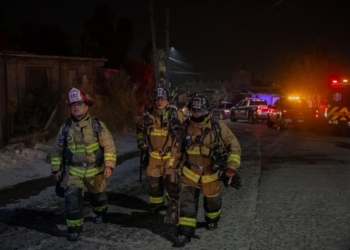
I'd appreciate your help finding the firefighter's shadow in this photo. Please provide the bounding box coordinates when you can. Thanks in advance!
[105,211,178,243]
[104,193,178,243]
[105,192,151,211]
[336,142,350,150]
[83,193,178,243]
[0,208,67,238]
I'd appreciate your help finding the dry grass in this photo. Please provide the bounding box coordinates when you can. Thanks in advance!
[10,70,138,146]
[11,90,58,146]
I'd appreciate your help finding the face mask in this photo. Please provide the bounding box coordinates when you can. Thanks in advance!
[190,110,209,116]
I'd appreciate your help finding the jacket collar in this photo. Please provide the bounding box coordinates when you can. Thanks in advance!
[71,112,90,123]
[190,115,211,129]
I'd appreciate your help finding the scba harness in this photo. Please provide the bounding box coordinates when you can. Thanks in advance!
[144,106,179,158]
[179,116,224,160]
[59,117,102,148]
[178,116,241,189]
[55,117,103,198]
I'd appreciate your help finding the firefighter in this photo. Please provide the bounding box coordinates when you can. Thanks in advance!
[168,94,241,247]
[136,87,185,213]
[51,87,116,241]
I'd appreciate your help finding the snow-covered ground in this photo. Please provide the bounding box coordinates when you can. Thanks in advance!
[0,131,138,190]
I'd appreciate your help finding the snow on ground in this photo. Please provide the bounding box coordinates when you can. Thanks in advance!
[0,131,138,190]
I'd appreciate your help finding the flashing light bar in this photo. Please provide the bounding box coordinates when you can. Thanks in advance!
[288,96,300,100]
[332,79,348,84]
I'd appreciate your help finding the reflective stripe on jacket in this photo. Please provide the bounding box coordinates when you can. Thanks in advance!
[136,107,185,160]
[51,114,116,174]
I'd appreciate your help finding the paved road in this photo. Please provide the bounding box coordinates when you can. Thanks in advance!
[0,121,350,250]
[227,120,350,250]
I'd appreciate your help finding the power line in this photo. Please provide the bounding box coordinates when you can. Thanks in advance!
[170,71,197,76]
[169,57,194,68]
[189,0,304,59]
[264,0,304,23]
[169,0,244,55]
[176,0,301,55]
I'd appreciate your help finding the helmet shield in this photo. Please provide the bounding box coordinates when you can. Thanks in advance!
[188,94,209,112]
[153,87,170,100]
[67,87,94,106]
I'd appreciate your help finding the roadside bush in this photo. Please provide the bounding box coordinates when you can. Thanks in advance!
[87,78,137,133]
[8,69,139,146]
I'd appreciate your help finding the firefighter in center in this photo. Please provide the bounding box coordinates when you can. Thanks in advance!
[168,94,241,247]
[136,87,185,213]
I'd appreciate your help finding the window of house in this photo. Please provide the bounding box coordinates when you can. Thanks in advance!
[25,67,52,93]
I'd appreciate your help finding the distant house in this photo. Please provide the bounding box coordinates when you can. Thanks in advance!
[0,52,107,145]
[179,79,228,94]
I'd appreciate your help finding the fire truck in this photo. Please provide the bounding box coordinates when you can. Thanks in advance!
[326,79,350,135]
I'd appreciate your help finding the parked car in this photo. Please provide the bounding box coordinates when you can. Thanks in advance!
[230,98,269,123]
[267,97,317,131]
[211,101,234,120]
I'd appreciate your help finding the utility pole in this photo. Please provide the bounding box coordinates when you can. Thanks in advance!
[3,52,9,144]
[262,65,265,85]
[0,0,3,30]
[149,0,160,88]
[84,32,88,57]
[195,64,198,81]
[165,7,170,89]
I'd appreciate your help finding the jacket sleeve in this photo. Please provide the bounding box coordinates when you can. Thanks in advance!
[51,124,65,173]
[98,121,117,169]
[136,115,145,145]
[218,120,241,171]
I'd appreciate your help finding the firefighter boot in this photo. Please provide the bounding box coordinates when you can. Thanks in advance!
[94,215,105,224]
[172,235,191,248]
[205,222,217,230]
[67,232,80,241]
[67,227,83,241]
[150,203,165,214]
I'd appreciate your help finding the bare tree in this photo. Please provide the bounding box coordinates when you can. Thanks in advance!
[211,84,227,108]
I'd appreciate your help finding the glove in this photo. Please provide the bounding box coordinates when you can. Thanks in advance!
[226,173,241,190]
[219,171,241,190]
[137,139,146,150]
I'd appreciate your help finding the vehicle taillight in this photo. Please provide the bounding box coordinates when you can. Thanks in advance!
[224,109,230,113]
[257,106,261,112]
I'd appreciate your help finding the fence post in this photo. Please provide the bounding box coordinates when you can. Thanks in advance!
[0,117,3,147]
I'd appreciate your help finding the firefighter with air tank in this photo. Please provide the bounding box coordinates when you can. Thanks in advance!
[51,87,116,241]
[136,87,185,218]
[167,93,242,247]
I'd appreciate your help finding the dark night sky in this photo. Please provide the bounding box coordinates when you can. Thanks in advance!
[2,0,350,82]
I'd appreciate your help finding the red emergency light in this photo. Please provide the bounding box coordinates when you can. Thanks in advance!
[331,79,349,86]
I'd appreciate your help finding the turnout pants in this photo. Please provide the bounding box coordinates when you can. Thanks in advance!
[64,172,108,233]
[146,157,169,209]
[178,174,223,237]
